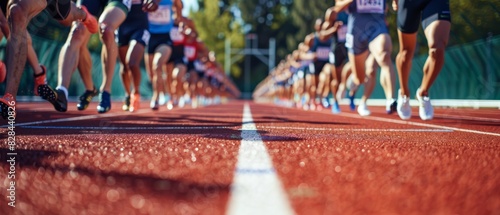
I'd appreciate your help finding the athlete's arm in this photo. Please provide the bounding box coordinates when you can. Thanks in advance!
[334,0,353,13]
[300,34,316,61]
[319,7,341,40]
[0,8,10,38]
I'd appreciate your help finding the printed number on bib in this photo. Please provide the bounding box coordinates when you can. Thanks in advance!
[148,6,172,24]
[184,46,196,59]
[170,28,184,42]
[337,26,348,42]
[316,47,330,60]
[356,0,384,14]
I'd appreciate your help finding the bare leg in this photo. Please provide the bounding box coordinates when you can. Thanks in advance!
[4,0,47,99]
[419,21,451,97]
[58,22,92,90]
[98,7,126,93]
[395,31,417,97]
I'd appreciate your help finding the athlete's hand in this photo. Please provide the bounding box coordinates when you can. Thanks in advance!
[332,21,342,32]
[0,11,9,38]
[143,0,160,12]
[392,0,398,11]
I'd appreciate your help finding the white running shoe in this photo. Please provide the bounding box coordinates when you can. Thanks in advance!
[357,102,371,116]
[397,90,411,120]
[416,89,434,120]
[158,92,166,106]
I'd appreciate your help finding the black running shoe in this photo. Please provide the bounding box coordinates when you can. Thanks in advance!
[97,91,111,113]
[122,95,130,111]
[386,100,398,114]
[77,87,98,111]
[38,85,67,112]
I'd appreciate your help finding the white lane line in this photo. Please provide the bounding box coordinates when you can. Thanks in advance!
[227,103,294,215]
[339,112,500,137]
[1,109,153,128]
[434,113,500,123]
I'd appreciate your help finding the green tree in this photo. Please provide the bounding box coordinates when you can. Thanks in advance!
[189,0,245,78]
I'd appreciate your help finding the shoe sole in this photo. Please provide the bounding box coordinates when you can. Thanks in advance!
[38,85,67,112]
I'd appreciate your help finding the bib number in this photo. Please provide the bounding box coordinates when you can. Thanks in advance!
[184,46,196,59]
[356,0,384,14]
[148,6,172,24]
[316,47,330,60]
[170,28,184,42]
[337,26,347,42]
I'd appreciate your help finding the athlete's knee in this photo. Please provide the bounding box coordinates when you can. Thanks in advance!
[428,47,445,59]
[397,49,414,61]
[8,4,30,27]
[99,23,115,43]
[127,61,141,72]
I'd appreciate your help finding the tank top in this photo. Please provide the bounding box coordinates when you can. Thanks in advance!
[148,0,174,34]
[310,33,332,62]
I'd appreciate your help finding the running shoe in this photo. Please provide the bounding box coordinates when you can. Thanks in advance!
[416,89,434,120]
[0,93,15,119]
[77,87,98,111]
[129,93,140,112]
[322,97,330,108]
[386,99,397,114]
[150,99,159,110]
[348,93,355,111]
[331,101,341,114]
[33,65,47,96]
[357,102,371,116]
[0,61,6,83]
[397,90,411,120]
[158,92,166,106]
[38,85,67,112]
[97,91,111,113]
[80,6,98,34]
[122,96,130,111]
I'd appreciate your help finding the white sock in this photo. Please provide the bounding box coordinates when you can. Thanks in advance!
[56,86,68,99]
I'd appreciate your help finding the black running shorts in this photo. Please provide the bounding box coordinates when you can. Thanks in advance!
[80,0,109,17]
[397,0,451,33]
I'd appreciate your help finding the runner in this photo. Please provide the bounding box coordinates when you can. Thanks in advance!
[118,0,150,112]
[0,0,98,118]
[321,7,346,113]
[334,0,397,117]
[40,0,104,113]
[145,0,182,110]
[393,0,451,120]
[96,0,158,113]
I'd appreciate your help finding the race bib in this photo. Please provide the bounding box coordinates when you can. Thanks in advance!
[148,6,172,24]
[337,26,347,42]
[170,28,185,42]
[356,0,384,14]
[316,47,330,60]
[122,0,132,10]
[184,46,196,59]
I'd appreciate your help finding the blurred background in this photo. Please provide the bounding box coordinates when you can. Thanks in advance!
[1,0,499,100]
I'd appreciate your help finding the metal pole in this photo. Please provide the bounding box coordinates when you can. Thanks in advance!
[269,38,276,74]
[244,36,251,98]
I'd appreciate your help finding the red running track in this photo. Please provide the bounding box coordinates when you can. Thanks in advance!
[1,100,499,214]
